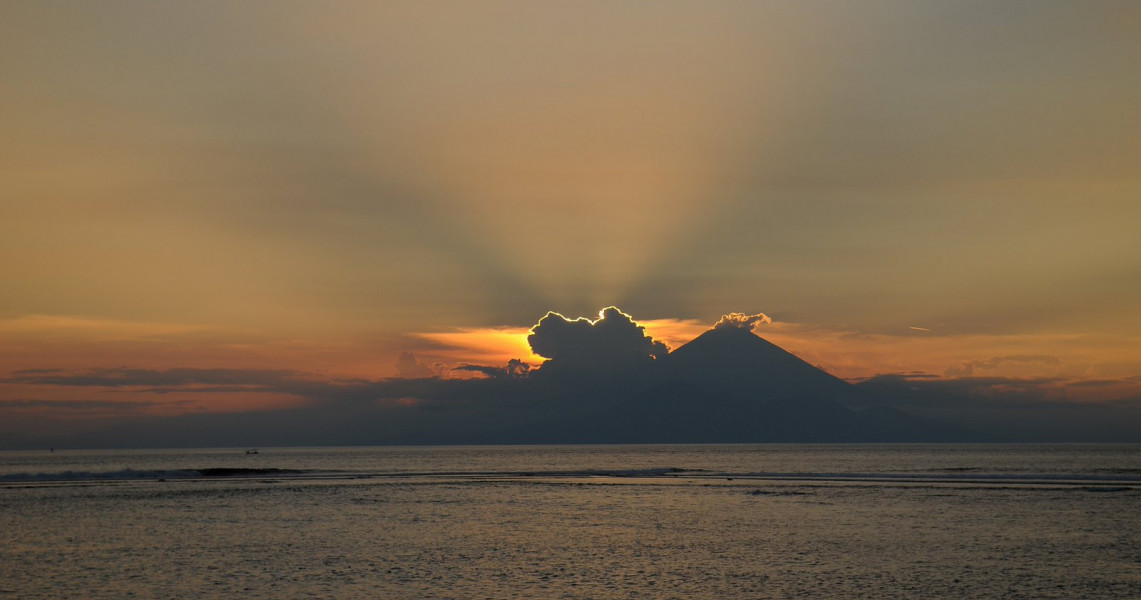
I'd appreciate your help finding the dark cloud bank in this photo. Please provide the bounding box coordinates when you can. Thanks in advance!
[5,308,1140,449]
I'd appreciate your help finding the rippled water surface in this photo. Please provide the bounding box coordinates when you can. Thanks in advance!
[2,445,1139,599]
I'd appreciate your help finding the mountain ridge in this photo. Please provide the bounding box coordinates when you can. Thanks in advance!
[491,326,979,443]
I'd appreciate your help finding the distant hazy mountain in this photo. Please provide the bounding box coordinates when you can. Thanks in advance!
[500,326,979,443]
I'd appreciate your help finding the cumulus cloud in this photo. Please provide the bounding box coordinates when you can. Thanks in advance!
[945,355,1062,377]
[396,351,436,378]
[506,358,532,377]
[713,312,772,331]
[527,307,668,370]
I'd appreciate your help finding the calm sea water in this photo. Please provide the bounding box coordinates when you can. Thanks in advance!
[1,445,1138,599]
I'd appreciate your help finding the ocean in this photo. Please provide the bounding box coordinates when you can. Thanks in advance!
[1,444,1138,599]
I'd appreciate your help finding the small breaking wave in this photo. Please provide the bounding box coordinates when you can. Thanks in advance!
[3,465,1138,489]
[517,467,708,478]
[0,467,311,483]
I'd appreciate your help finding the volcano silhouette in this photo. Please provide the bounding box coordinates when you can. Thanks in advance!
[53,324,980,448]
[505,326,973,443]
[665,326,858,403]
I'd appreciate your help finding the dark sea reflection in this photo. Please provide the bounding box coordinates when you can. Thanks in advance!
[1,445,1139,599]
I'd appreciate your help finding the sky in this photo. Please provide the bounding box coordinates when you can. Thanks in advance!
[2,1,1140,443]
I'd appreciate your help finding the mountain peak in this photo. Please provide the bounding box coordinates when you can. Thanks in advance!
[665,326,857,404]
[675,325,792,356]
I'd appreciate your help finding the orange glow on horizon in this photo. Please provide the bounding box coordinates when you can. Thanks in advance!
[3,311,1140,428]
[412,316,713,374]
[415,327,545,372]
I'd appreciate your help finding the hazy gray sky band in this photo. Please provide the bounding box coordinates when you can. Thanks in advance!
[3,2,1138,335]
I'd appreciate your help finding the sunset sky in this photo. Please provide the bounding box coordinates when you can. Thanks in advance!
[3,2,1140,437]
